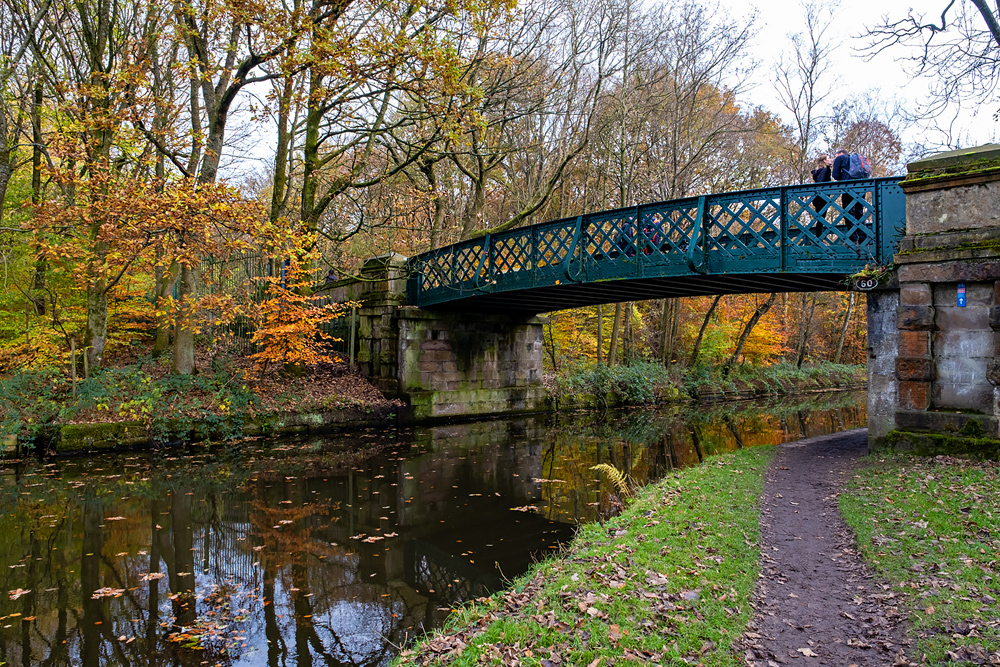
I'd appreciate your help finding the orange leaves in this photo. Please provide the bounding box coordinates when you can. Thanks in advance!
[249,237,354,372]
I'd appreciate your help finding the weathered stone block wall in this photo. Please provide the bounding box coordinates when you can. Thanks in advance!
[866,289,899,444]
[931,282,995,412]
[398,310,546,420]
[889,143,1000,452]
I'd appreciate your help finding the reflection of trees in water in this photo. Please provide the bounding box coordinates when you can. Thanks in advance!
[0,390,868,666]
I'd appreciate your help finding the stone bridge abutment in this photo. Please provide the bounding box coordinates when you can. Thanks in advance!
[868,143,1000,457]
[323,255,546,421]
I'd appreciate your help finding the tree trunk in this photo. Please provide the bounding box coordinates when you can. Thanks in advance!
[172,263,197,375]
[152,259,179,357]
[596,304,603,365]
[834,292,855,364]
[724,293,777,373]
[796,293,818,368]
[608,303,622,365]
[421,159,446,250]
[658,300,670,364]
[85,273,107,374]
[622,302,632,364]
[270,73,295,222]
[690,295,722,365]
[668,298,681,362]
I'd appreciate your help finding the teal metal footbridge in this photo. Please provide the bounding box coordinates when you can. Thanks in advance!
[406,178,905,313]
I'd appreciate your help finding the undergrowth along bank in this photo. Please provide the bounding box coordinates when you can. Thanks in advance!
[840,454,1000,665]
[551,361,865,406]
[394,446,775,667]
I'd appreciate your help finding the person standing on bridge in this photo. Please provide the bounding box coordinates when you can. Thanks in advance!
[810,155,833,234]
[832,148,867,243]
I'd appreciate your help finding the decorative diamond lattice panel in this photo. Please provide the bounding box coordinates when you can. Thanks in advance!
[493,235,531,274]
[536,225,575,268]
[705,195,781,259]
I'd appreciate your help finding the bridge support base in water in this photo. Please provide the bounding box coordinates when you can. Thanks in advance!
[323,255,546,421]
[874,144,1000,458]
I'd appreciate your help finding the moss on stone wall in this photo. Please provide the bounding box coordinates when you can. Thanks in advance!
[881,429,1000,460]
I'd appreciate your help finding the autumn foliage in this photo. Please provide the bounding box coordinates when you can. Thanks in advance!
[249,237,353,372]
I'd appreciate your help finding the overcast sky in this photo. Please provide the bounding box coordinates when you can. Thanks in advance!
[735,0,995,153]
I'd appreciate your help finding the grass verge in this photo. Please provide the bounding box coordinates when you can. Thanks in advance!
[394,446,775,667]
[840,454,1000,665]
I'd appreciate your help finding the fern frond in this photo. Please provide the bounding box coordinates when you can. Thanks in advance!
[591,463,632,498]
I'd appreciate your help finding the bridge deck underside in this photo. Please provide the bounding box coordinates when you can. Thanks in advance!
[422,271,853,314]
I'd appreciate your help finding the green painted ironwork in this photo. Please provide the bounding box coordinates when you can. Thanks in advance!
[407,177,905,311]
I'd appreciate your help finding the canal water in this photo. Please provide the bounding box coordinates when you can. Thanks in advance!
[0,391,866,666]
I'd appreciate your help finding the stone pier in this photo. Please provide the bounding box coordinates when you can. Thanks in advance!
[874,143,1000,457]
[322,255,546,421]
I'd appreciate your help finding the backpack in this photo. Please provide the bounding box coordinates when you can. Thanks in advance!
[847,152,872,179]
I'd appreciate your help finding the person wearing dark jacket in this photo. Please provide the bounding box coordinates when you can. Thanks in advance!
[832,149,851,182]
[832,148,867,242]
[810,155,832,237]
[811,155,832,209]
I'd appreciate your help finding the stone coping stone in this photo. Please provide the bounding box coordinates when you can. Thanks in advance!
[49,406,400,455]
[907,144,1000,173]
[902,143,1000,192]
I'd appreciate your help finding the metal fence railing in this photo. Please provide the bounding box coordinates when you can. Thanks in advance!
[200,254,358,364]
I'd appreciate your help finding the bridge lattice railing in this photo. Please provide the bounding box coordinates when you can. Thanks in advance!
[408,177,905,307]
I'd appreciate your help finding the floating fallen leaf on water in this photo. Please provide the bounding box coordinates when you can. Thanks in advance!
[349,534,366,540]
[532,478,567,484]
[252,546,265,551]
[140,573,165,582]
[797,648,818,657]
[278,520,293,525]
[104,517,126,521]
[91,587,125,599]
[510,505,538,512]
[8,589,30,600]
[362,536,384,543]
[383,532,398,538]
[115,552,128,557]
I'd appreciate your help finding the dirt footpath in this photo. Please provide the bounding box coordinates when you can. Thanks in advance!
[739,429,917,666]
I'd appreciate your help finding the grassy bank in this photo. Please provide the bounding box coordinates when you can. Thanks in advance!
[394,447,775,667]
[840,454,1000,665]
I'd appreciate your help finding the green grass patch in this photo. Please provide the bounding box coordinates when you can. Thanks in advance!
[840,454,1000,665]
[395,446,775,666]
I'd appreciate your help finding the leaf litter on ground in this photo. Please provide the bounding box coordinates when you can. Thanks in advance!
[841,454,1000,665]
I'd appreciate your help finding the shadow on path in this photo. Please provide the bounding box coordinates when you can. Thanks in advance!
[740,429,918,666]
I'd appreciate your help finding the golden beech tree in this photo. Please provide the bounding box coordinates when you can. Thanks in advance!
[249,232,353,374]
[28,169,276,374]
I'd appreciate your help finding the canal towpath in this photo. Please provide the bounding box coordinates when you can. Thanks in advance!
[740,428,916,666]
